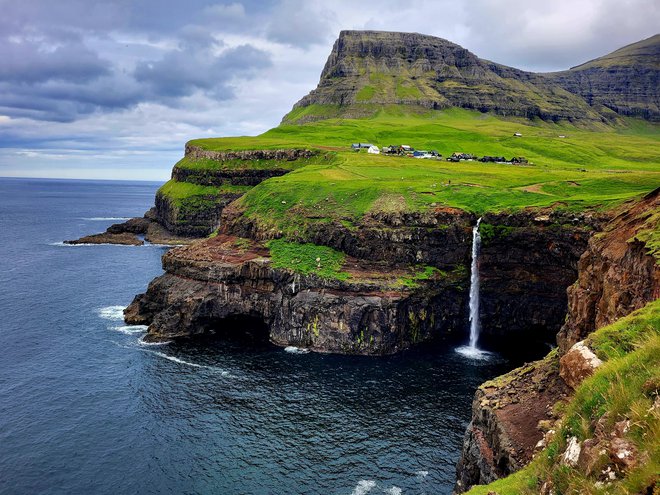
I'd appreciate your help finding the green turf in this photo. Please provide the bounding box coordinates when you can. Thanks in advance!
[170,108,658,235]
[266,239,349,280]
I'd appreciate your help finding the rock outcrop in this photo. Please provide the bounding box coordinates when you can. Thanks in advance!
[125,234,468,354]
[557,187,660,352]
[454,352,570,492]
[64,209,194,246]
[454,190,660,493]
[559,341,603,390]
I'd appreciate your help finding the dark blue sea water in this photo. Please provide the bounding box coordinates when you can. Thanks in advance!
[0,178,514,495]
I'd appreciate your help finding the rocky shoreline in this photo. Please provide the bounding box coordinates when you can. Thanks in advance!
[64,208,195,246]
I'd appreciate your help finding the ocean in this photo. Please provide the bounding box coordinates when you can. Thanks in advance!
[0,178,512,495]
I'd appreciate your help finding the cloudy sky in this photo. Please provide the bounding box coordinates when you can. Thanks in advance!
[1,0,658,181]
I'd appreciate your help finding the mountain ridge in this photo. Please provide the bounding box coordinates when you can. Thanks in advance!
[284,30,659,124]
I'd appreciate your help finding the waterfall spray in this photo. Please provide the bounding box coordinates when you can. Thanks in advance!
[467,218,482,349]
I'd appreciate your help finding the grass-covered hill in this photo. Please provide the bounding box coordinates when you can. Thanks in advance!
[174,107,659,237]
[156,31,659,242]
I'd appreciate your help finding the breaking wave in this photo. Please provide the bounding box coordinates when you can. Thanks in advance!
[284,346,310,354]
[98,306,126,321]
[81,217,131,221]
[350,480,376,495]
[112,325,148,335]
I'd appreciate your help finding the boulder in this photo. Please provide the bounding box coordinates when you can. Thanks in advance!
[559,341,603,389]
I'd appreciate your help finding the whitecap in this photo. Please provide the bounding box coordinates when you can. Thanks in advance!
[384,487,402,495]
[351,480,376,495]
[81,217,132,221]
[137,335,171,346]
[142,349,232,377]
[455,345,493,361]
[149,351,204,368]
[51,242,141,247]
[98,306,126,321]
[284,346,310,354]
[112,324,148,335]
[415,470,429,479]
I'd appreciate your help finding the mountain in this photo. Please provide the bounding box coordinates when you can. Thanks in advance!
[546,34,660,121]
[284,30,659,124]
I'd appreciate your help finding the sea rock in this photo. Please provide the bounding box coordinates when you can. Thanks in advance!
[559,341,603,390]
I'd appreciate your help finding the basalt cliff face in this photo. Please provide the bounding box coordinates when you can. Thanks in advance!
[546,34,660,121]
[126,207,597,356]
[154,146,318,237]
[454,189,660,493]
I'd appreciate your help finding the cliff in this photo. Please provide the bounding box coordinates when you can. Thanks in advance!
[455,189,660,492]
[125,207,597,356]
[284,30,605,124]
[153,146,324,237]
[546,34,660,121]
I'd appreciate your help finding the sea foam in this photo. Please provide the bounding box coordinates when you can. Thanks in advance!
[284,346,310,354]
[351,480,376,495]
[98,306,126,321]
[81,217,131,221]
[112,325,148,335]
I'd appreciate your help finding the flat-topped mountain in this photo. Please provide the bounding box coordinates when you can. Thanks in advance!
[546,34,660,121]
[284,30,659,123]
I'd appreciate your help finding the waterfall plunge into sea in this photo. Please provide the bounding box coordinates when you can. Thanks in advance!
[456,218,491,360]
[468,218,482,348]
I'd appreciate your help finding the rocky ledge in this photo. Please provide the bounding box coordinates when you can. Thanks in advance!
[454,190,660,493]
[125,234,467,353]
[64,208,195,246]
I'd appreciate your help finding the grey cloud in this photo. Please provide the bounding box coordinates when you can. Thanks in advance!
[265,0,336,48]
[0,37,110,84]
[134,43,271,102]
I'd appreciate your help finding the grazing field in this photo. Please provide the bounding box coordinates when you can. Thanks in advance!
[166,108,659,234]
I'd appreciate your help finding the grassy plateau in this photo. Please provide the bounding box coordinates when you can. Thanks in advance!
[175,107,659,234]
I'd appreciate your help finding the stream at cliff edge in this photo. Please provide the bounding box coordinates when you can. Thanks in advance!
[0,178,515,495]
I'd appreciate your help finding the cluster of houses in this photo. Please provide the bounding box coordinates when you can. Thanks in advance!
[350,143,528,164]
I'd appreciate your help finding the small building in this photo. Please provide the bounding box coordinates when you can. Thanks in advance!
[513,132,522,137]
[351,143,375,150]
[367,145,380,154]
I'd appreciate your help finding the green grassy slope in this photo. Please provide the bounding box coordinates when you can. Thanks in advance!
[185,108,659,234]
[465,299,660,495]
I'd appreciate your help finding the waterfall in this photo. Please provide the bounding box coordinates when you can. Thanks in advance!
[456,218,490,360]
[467,218,482,349]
